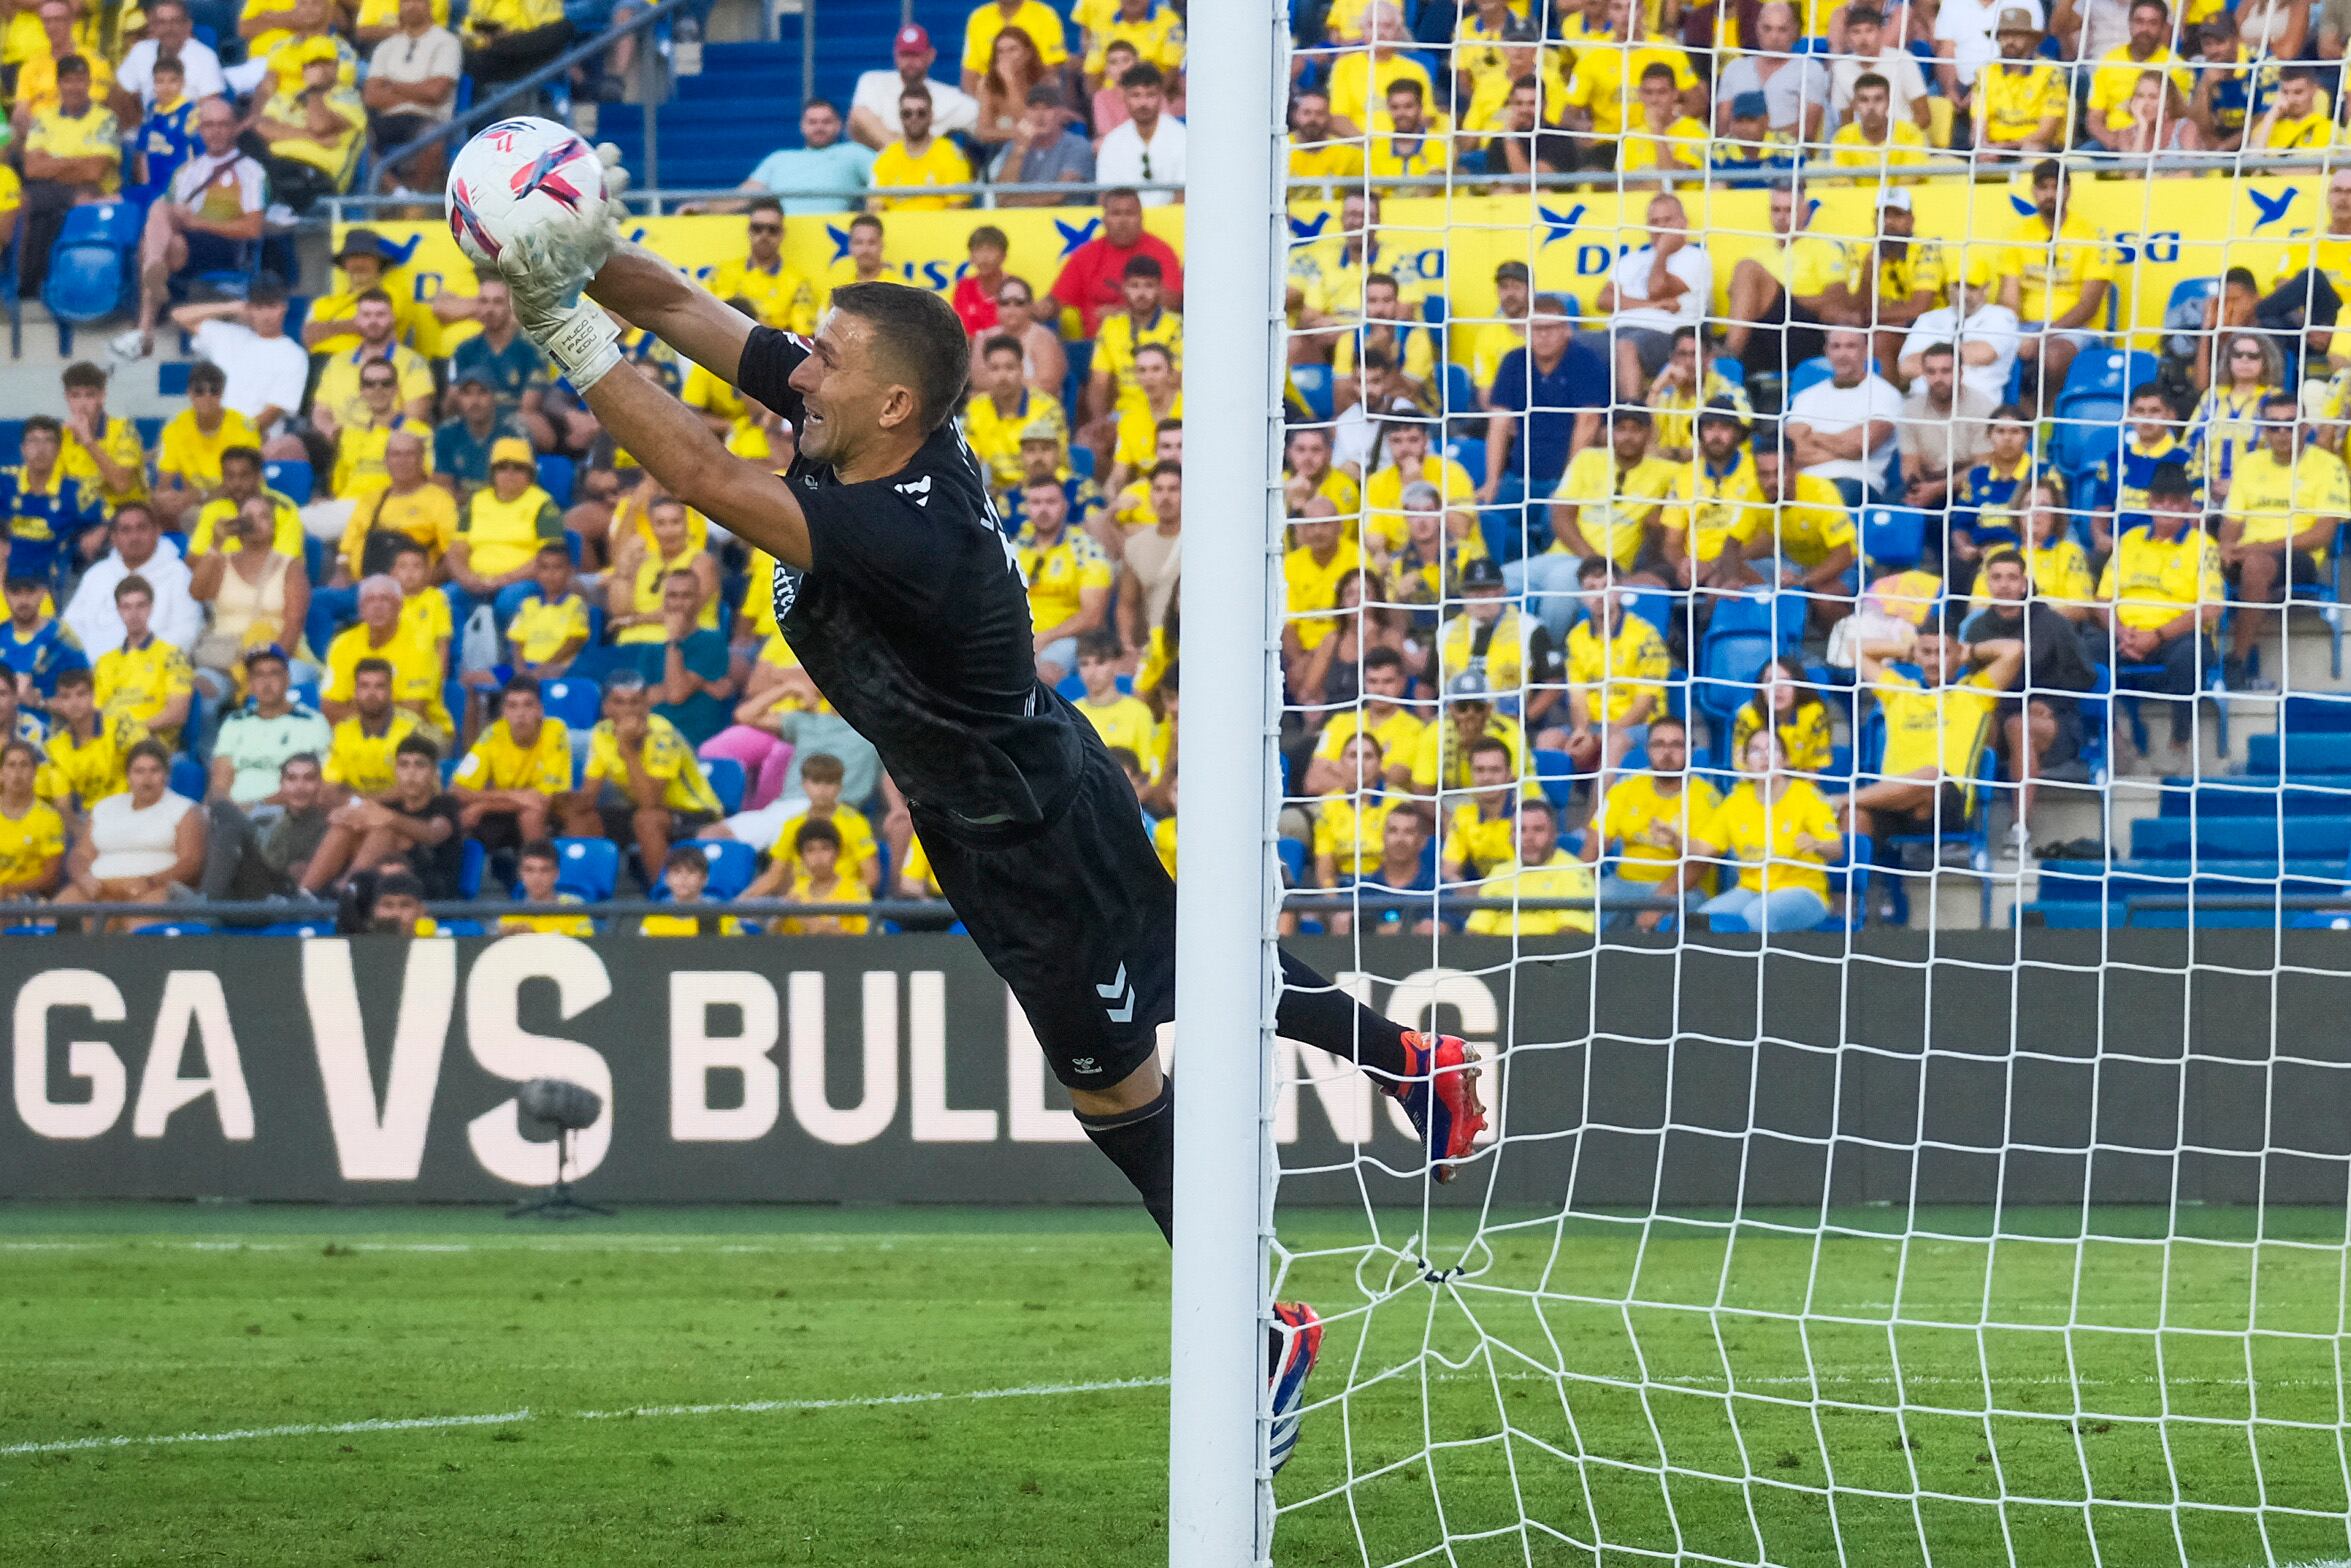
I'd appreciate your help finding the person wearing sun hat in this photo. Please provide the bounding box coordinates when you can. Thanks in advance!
[447,437,562,622]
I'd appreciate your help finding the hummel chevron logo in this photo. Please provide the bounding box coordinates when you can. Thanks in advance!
[1097,964,1136,1024]
[895,475,932,506]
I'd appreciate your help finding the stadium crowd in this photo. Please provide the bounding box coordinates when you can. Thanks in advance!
[0,0,2346,935]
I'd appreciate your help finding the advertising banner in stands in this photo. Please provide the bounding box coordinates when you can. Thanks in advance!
[4,932,2349,1207]
[344,172,2318,364]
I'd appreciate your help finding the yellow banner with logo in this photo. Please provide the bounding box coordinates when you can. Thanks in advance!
[342,172,2325,365]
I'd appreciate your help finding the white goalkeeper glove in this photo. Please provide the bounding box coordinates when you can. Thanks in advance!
[496,142,632,391]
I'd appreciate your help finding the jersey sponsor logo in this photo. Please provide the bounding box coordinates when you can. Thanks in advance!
[771,560,803,621]
[894,475,932,507]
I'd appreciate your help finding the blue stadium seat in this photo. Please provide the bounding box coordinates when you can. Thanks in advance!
[246,919,334,937]
[1069,444,1096,479]
[1861,505,1929,572]
[132,921,213,936]
[1291,363,1335,423]
[458,838,486,899]
[552,837,618,901]
[537,454,575,505]
[265,459,313,505]
[703,756,746,816]
[1275,836,1307,886]
[1445,435,1484,478]
[1442,362,1476,417]
[692,838,757,898]
[1695,630,1776,740]
[168,757,205,801]
[1621,588,1676,640]
[540,676,602,731]
[43,245,127,325]
[2061,346,2159,402]
[1786,356,1834,403]
[1531,745,1582,807]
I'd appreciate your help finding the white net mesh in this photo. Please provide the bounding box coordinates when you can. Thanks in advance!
[1253,2,2351,1561]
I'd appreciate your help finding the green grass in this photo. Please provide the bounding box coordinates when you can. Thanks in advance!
[2,1203,2347,1567]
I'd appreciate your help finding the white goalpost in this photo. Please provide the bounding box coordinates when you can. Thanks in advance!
[1172,1,2351,1564]
[1168,0,1287,1561]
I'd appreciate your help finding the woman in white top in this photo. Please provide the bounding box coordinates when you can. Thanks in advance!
[190,495,313,702]
[54,739,205,927]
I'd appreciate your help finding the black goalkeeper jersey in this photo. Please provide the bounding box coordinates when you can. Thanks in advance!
[737,326,1090,837]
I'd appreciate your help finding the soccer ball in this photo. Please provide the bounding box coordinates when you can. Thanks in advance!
[444,116,610,269]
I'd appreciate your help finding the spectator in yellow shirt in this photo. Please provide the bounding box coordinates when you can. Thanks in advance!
[769,818,873,935]
[1073,632,1158,759]
[21,56,121,298]
[868,87,974,210]
[498,839,596,936]
[2001,160,2114,407]
[1971,15,2069,156]
[1465,800,1596,936]
[152,363,260,529]
[2098,462,2224,758]
[450,674,569,851]
[0,737,65,901]
[1279,499,1364,683]
[564,671,722,889]
[961,0,1067,92]
[1016,479,1111,683]
[2218,392,2345,679]
[1287,85,1365,187]
[2249,64,2333,150]
[331,363,434,499]
[322,575,450,739]
[708,198,817,333]
[1828,73,1932,177]
[2083,0,2193,148]
[638,844,751,937]
[1561,564,1674,773]
[1843,623,2025,843]
[93,576,195,745]
[1367,77,1452,177]
[1618,63,1710,177]
[1690,729,1844,935]
[1560,0,1700,156]
[447,439,561,619]
[1582,714,1717,927]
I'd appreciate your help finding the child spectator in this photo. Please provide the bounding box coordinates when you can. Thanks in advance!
[485,543,591,689]
[498,837,595,935]
[771,819,871,935]
[746,751,881,894]
[388,540,451,675]
[1073,633,1157,760]
[640,844,749,936]
[59,363,151,515]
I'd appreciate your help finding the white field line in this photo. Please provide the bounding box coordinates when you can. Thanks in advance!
[5,1367,2339,1461]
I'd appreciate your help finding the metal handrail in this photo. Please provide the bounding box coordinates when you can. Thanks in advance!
[368,0,704,192]
[323,140,2348,216]
[7,892,1660,924]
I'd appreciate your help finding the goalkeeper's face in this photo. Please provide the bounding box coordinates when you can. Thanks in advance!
[790,311,917,466]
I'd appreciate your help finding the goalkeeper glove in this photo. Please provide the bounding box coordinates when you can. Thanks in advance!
[498,227,623,392]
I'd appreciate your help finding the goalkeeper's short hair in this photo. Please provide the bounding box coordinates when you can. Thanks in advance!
[828,282,971,432]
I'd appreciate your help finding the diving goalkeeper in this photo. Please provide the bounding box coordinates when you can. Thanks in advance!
[491,171,1483,1465]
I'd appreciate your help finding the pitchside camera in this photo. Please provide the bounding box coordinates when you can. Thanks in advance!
[508,1076,613,1221]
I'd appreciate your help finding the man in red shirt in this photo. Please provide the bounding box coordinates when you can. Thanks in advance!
[1048,187,1183,337]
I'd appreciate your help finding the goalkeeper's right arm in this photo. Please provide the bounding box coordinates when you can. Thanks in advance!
[587,246,761,389]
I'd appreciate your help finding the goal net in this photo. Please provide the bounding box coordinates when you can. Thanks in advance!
[1213,3,2351,1564]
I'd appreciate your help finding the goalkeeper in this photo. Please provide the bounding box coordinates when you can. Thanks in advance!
[487,161,1483,1452]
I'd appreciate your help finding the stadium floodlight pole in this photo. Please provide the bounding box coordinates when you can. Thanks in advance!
[1167,0,1283,1558]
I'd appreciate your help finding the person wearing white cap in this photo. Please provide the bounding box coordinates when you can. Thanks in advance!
[1855,191,1945,374]
[850,23,979,150]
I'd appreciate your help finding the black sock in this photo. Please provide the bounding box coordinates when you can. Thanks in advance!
[1078,1077,1175,1245]
[1275,948,1413,1083]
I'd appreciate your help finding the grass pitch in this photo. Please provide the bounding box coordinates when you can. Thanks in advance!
[2,1203,2346,1567]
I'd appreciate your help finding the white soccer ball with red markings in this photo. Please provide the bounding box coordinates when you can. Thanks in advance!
[444,115,610,270]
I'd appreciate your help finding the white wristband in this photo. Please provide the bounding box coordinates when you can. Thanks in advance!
[538,301,623,393]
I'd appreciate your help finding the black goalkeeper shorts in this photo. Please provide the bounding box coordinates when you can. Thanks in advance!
[914,748,1175,1092]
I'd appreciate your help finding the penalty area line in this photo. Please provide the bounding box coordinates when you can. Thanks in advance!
[0,1376,1175,1459]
